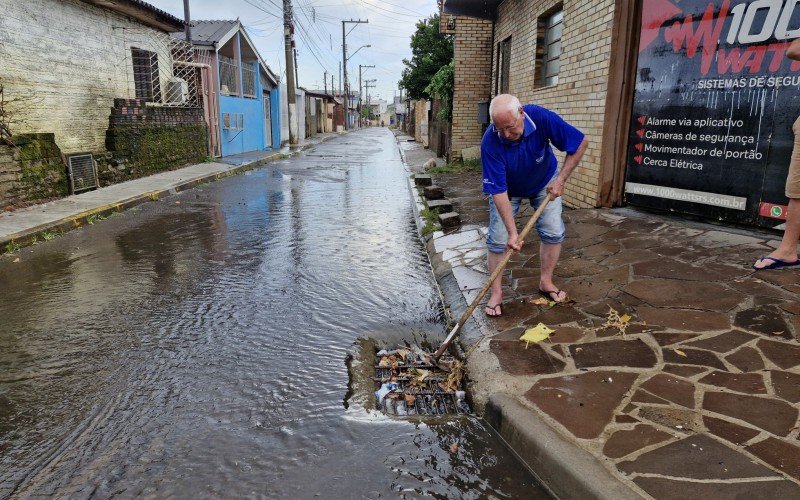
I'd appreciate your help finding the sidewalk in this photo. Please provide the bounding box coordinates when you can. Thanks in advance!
[0,132,341,250]
[398,133,800,499]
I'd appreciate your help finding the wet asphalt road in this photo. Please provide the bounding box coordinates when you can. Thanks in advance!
[0,129,547,498]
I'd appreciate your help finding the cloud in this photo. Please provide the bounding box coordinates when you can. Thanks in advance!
[147,0,437,100]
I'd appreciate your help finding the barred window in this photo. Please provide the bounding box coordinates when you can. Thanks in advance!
[242,63,256,98]
[131,47,161,102]
[219,55,240,96]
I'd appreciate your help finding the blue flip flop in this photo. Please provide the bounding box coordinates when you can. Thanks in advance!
[753,256,800,270]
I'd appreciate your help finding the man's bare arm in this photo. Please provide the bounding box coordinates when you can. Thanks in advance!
[548,138,589,199]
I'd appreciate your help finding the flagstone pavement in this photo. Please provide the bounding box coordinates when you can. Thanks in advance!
[404,145,800,497]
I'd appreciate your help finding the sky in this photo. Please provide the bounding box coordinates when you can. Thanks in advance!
[147,0,439,102]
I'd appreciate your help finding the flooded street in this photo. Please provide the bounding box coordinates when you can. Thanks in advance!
[0,129,546,498]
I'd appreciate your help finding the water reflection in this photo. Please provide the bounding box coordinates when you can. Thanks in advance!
[0,129,546,498]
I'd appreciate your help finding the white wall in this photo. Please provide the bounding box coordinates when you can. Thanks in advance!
[279,85,305,143]
[0,0,170,153]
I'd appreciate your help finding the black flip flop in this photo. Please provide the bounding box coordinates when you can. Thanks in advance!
[485,304,503,317]
[539,289,566,303]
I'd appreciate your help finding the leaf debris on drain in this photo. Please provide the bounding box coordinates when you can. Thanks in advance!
[374,346,470,416]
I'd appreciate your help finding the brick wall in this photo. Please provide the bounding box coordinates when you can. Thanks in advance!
[451,17,493,160]
[0,134,68,210]
[103,99,207,185]
[492,0,616,208]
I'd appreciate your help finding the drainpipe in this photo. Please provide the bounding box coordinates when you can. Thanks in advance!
[183,0,192,43]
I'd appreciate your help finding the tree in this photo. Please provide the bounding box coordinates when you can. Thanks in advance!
[400,15,453,100]
[425,61,454,121]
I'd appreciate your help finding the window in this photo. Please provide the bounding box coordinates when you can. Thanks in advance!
[242,63,256,98]
[497,36,511,94]
[131,47,161,102]
[222,112,244,131]
[219,55,240,96]
[536,8,563,87]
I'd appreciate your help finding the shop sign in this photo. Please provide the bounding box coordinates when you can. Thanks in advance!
[626,0,800,227]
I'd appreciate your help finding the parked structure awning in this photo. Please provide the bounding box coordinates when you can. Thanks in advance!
[442,0,502,20]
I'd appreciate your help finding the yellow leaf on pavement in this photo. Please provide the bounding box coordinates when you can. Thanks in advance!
[674,349,687,357]
[620,313,631,323]
[520,323,555,349]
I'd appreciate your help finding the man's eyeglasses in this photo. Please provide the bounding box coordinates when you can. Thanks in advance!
[494,111,522,135]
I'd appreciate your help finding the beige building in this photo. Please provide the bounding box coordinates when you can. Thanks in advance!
[443,0,637,209]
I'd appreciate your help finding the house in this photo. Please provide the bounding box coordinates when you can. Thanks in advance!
[443,0,799,229]
[1,0,210,209]
[176,20,281,157]
[303,90,339,135]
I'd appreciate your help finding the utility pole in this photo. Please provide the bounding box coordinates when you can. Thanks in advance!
[364,79,376,126]
[283,0,298,145]
[341,19,367,130]
[324,70,327,93]
[358,64,374,128]
[338,62,341,95]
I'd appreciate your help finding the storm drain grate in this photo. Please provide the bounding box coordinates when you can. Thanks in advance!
[374,347,470,416]
[66,153,98,194]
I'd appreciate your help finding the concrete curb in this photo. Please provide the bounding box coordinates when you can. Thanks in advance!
[0,132,344,251]
[396,134,642,499]
[486,394,642,500]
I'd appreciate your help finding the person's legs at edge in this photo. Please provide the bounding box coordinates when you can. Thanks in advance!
[754,117,800,269]
[485,196,520,316]
[753,198,800,268]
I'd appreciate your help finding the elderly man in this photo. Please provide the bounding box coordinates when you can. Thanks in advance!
[481,94,588,317]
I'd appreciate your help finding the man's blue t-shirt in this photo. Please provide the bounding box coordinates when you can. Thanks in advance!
[481,104,584,198]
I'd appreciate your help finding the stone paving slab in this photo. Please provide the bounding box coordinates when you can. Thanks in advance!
[399,135,800,497]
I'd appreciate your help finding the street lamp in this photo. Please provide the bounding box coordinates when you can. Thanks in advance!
[348,44,371,60]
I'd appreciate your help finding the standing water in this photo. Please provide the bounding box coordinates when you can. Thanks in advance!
[0,129,548,498]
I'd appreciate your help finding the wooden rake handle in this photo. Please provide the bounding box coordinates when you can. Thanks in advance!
[433,195,552,359]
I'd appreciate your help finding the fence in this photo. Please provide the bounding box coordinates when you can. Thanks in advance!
[123,29,201,107]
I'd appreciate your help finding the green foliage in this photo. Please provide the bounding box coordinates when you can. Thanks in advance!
[4,240,20,255]
[426,157,482,174]
[86,213,108,225]
[425,61,455,121]
[420,207,441,235]
[41,230,57,241]
[400,15,454,100]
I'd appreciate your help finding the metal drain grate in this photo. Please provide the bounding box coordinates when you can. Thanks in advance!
[374,348,470,416]
[66,153,98,194]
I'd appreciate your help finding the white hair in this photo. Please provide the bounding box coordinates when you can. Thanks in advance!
[489,94,521,121]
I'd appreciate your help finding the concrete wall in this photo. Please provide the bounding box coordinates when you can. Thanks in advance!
[491,0,615,208]
[219,61,270,156]
[0,0,170,154]
[414,100,430,147]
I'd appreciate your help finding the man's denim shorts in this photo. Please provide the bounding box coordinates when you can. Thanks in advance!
[486,184,566,254]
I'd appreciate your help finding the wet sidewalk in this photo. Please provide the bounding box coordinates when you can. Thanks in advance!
[0,132,341,249]
[398,134,800,498]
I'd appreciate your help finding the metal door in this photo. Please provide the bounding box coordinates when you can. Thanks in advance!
[263,93,273,149]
